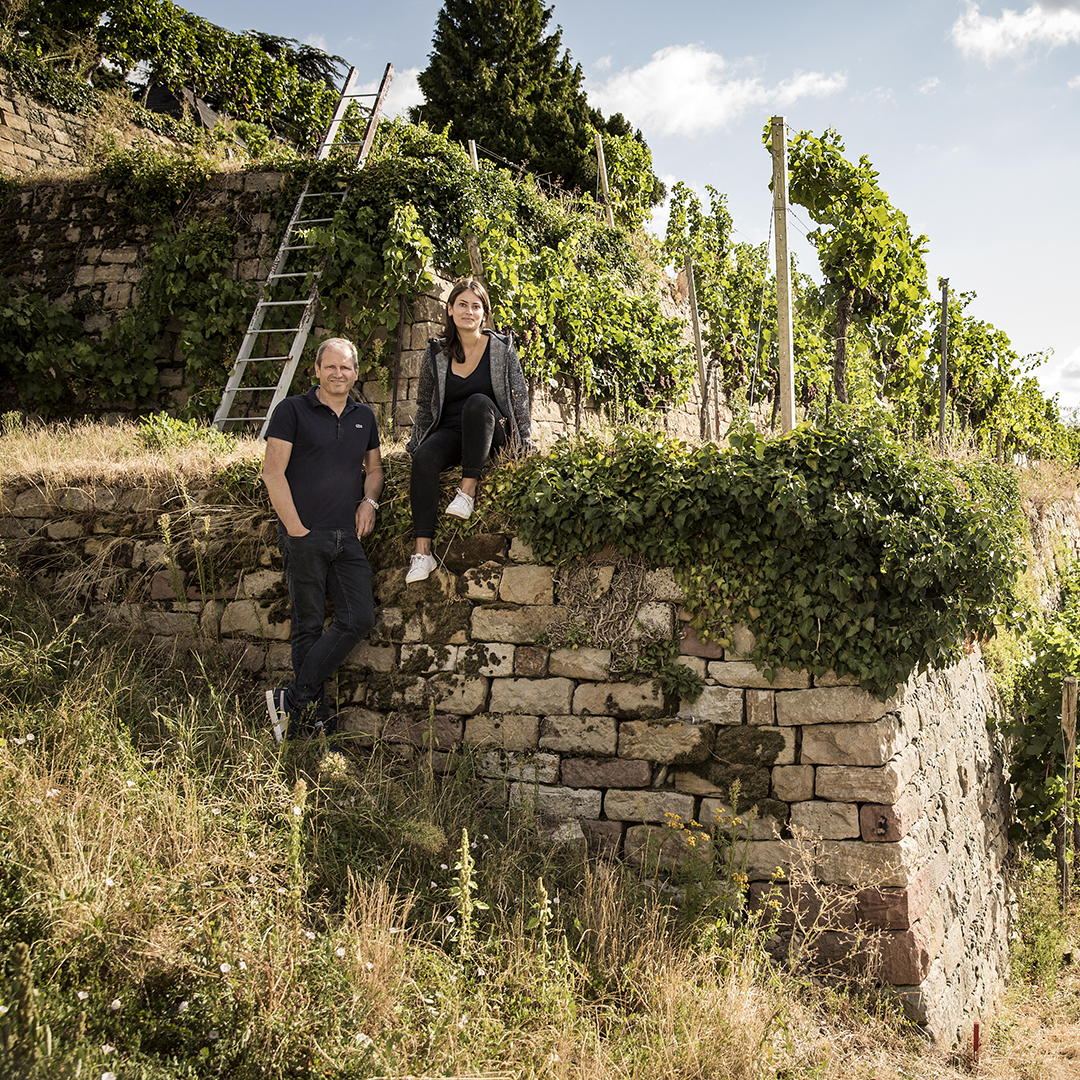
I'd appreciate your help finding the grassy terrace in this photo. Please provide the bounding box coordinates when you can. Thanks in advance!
[1,419,1079,1079]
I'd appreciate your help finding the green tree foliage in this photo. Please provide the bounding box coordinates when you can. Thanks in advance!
[1000,562,1080,856]
[412,0,663,209]
[95,1,344,146]
[776,127,930,405]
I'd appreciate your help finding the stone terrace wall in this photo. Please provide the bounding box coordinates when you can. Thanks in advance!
[0,475,1010,1044]
[0,68,179,177]
[2,163,710,440]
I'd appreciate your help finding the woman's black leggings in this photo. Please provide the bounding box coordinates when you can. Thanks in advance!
[410,394,507,539]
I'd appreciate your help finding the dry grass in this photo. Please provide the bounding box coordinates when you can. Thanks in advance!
[0,417,265,489]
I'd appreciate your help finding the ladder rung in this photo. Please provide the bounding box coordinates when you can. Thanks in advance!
[294,217,335,225]
[249,327,302,334]
[232,385,280,392]
[238,355,291,363]
[300,191,347,199]
[282,244,315,251]
[268,272,316,280]
[257,300,313,307]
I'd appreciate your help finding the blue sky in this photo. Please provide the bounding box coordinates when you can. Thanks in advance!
[181,0,1080,410]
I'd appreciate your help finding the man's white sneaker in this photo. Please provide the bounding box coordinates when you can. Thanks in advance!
[445,488,475,520]
[406,552,437,583]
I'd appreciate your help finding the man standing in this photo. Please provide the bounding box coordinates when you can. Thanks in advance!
[261,337,383,741]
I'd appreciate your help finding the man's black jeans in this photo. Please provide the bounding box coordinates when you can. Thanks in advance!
[277,526,375,711]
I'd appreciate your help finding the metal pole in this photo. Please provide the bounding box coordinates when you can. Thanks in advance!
[468,139,479,171]
[769,116,795,433]
[685,255,709,441]
[594,132,615,228]
[938,278,949,453]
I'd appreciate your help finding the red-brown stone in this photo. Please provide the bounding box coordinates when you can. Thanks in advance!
[678,623,724,659]
[579,818,624,855]
[561,758,652,789]
[860,791,921,842]
[382,711,462,750]
[515,645,549,677]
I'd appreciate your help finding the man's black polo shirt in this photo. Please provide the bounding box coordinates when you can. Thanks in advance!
[266,387,380,531]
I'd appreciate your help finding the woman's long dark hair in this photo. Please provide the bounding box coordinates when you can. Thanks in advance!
[441,278,492,363]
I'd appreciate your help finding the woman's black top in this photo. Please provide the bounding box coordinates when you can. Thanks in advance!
[439,341,494,430]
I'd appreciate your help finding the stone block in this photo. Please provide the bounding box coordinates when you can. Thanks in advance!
[814,744,919,804]
[477,750,560,783]
[629,601,674,640]
[47,519,83,539]
[508,537,535,562]
[860,791,922,842]
[678,685,743,725]
[701,797,787,840]
[814,669,859,687]
[509,783,601,819]
[549,647,611,680]
[604,788,694,824]
[344,642,396,673]
[562,757,651,789]
[539,714,617,755]
[772,765,814,802]
[471,605,558,644]
[742,685,774,724]
[776,686,890,726]
[574,679,665,719]
[789,800,861,840]
[458,642,514,677]
[678,623,724,659]
[726,623,756,659]
[857,851,948,929]
[814,837,921,888]
[800,716,906,767]
[618,719,713,764]
[644,567,684,602]
[337,707,385,743]
[464,713,539,752]
[499,564,554,604]
[745,840,792,882]
[150,568,182,600]
[236,568,283,598]
[674,655,706,678]
[624,824,712,872]
[514,645,549,676]
[12,486,50,517]
[880,916,944,986]
[407,674,489,716]
[580,819,624,855]
[383,711,462,750]
[462,564,501,600]
[439,533,508,570]
[401,642,458,673]
[220,598,289,640]
[707,661,811,689]
[489,676,573,715]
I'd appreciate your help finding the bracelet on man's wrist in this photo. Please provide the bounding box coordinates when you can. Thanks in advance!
[362,497,379,511]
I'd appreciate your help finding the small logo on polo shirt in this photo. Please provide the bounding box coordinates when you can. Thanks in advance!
[355,423,363,428]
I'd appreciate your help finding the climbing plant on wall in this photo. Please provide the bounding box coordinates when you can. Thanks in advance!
[501,423,1018,698]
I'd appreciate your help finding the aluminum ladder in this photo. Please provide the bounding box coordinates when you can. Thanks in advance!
[211,62,394,437]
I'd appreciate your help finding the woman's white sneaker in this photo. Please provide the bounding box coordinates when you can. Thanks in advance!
[445,488,475,520]
[406,552,437,583]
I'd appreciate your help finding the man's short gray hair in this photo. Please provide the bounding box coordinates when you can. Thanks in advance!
[315,337,358,368]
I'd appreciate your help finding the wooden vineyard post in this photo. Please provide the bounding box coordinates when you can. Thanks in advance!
[769,116,795,433]
[1063,676,1078,908]
[594,132,614,228]
[685,255,710,441]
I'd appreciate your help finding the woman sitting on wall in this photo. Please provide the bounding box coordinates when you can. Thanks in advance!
[404,278,532,583]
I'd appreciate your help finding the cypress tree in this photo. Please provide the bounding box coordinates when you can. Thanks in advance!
[411,0,602,193]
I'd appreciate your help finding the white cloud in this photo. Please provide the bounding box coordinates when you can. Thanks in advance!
[1070,72,1080,84]
[951,2,1080,63]
[586,44,845,138]
[304,34,328,52]
[359,66,423,119]
[916,75,942,92]
[594,55,612,73]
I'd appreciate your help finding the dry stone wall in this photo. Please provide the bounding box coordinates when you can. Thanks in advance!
[0,67,180,177]
[0,474,1011,1044]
